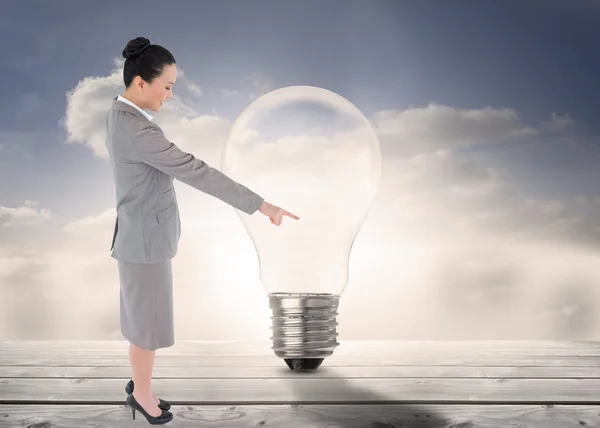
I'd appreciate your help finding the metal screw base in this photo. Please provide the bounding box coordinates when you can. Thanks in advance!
[268,292,340,371]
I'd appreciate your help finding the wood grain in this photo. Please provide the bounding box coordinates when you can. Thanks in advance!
[2,340,600,426]
[2,364,600,379]
[4,339,600,355]
[3,354,600,367]
[2,377,600,403]
[1,404,599,428]
[3,340,600,367]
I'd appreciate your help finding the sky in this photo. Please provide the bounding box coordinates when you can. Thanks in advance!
[1,0,600,343]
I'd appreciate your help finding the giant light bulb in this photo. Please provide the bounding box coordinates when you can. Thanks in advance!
[221,85,381,371]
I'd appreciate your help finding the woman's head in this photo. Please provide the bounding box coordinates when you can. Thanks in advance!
[121,37,176,112]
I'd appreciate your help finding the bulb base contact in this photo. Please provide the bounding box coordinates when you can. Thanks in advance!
[268,292,340,371]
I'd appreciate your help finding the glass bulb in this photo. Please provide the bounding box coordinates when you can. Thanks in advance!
[221,85,381,370]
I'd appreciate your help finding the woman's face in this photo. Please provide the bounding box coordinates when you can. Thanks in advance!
[144,63,177,112]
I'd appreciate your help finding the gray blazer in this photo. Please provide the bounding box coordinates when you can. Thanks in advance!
[105,96,264,264]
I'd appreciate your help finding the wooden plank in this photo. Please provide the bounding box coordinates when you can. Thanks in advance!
[1,404,599,427]
[3,340,600,356]
[3,340,600,359]
[2,378,600,403]
[3,339,600,348]
[3,354,600,367]
[3,341,600,369]
[2,364,600,379]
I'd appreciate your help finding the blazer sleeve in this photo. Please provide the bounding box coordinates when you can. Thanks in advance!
[129,119,264,215]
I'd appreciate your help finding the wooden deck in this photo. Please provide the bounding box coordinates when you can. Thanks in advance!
[1,340,600,427]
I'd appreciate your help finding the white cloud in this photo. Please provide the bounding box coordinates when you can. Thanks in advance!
[157,114,232,165]
[61,58,223,161]
[541,112,575,132]
[0,199,271,340]
[186,82,203,96]
[370,103,550,156]
[419,235,600,340]
[0,208,123,339]
[61,59,124,159]
[0,254,46,279]
[374,147,600,251]
[0,200,51,227]
[202,71,276,101]
[3,63,600,341]
[176,70,203,96]
[62,208,114,235]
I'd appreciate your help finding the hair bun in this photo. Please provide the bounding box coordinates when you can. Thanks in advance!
[122,37,151,60]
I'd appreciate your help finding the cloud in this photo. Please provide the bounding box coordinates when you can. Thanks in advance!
[0,200,51,227]
[541,112,575,132]
[0,208,124,339]
[61,58,231,163]
[420,236,600,340]
[369,103,574,156]
[61,59,124,159]
[176,68,203,96]
[0,63,278,340]
[204,71,275,101]
[4,63,600,342]
[186,82,203,96]
[373,147,600,251]
[0,198,271,340]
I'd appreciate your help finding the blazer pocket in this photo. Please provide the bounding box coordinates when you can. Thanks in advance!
[156,203,177,223]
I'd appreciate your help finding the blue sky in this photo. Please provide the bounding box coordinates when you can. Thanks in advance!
[1,0,599,215]
[2,0,600,341]
[0,0,599,242]
[2,0,599,128]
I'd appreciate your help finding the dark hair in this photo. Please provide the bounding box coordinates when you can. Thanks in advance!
[121,37,176,88]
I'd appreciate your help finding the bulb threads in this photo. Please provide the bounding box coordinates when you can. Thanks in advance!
[268,292,340,370]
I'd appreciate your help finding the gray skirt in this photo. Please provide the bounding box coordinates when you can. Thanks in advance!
[118,259,175,351]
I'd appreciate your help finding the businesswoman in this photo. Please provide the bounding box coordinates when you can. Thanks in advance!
[106,37,298,424]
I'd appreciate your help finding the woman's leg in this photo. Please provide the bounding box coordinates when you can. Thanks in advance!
[129,342,161,417]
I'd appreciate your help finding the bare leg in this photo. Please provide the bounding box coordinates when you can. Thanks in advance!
[129,342,161,417]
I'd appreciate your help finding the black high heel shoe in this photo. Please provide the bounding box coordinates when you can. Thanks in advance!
[126,393,173,425]
[125,379,171,410]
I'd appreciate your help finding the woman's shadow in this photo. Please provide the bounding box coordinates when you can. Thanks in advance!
[280,357,446,428]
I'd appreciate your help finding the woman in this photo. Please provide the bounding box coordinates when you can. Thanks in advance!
[106,37,299,424]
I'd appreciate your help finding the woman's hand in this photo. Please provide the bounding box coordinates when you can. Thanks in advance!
[258,201,299,226]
